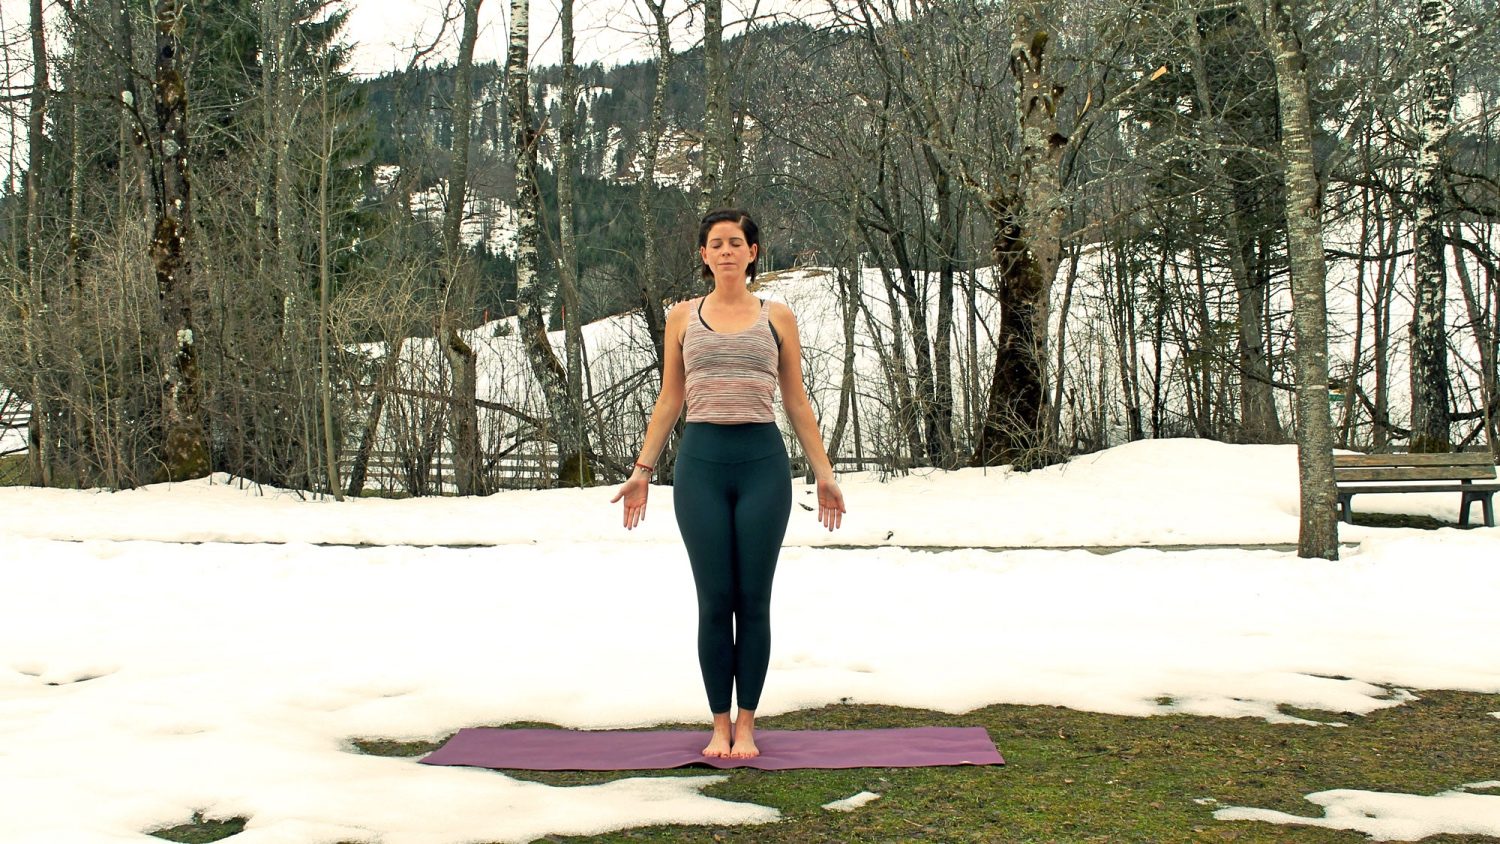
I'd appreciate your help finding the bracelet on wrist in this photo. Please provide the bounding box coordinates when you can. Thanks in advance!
[633,461,654,475]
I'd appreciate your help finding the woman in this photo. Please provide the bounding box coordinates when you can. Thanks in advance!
[611,209,846,758]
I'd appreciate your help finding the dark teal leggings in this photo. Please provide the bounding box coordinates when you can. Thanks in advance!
[673,422,792,714]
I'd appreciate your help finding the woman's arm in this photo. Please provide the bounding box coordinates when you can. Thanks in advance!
[634,302,689,470]
[771,301,846,530]
[612,301,689,528]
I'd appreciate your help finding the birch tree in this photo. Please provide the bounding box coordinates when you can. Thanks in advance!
[507,0,591,482]
[1409,0,1456,453]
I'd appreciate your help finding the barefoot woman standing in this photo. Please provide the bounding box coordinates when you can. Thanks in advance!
[612,208,846,758]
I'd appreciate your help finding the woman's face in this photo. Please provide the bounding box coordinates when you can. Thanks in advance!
[700,221,758,282]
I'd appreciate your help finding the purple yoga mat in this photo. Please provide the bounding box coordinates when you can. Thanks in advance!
[419,726,1004,771]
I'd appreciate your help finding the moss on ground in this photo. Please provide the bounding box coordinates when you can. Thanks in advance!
[0,453,29,486]
[147,812,247,842]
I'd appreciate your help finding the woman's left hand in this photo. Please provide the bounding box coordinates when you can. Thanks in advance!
[815,476,846,531]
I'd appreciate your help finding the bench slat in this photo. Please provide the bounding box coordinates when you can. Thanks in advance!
[1334,466,1497,482]
[1337,483,1500,494]
[1334,453,1494,468]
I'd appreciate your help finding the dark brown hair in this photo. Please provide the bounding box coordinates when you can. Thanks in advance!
[698,208,760,281]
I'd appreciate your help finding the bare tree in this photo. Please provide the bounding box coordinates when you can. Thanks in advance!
[1249,0,1339,559]
[150,0,210,481]
[556,0,590,485]
[700,0,729,209]
[22,0,51,485]
[1409,0,1457,453]
[635,0,674,373]
[440,0,486,496]
[508,0,590,481]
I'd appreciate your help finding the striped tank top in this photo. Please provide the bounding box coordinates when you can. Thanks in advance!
[683,296,780,424]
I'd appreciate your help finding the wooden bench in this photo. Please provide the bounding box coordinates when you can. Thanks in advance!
[1333,452,1499,528]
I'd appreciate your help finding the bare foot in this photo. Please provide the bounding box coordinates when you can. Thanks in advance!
[702,731,732,757]
[729,710,760,758]
[703,713,733,757]
[728,727,760,758]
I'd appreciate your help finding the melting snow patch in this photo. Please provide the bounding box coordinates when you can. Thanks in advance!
[823,791,881,812]
[1214,782,1500,841]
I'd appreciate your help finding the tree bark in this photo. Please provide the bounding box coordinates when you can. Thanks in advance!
[973,21,1065,469]
[316,80,343,500]
[151,0,210,481]
[556,0,590,486]
[1255,0,1339,559]
[440,0,485,495]
[636,0,672,373]
[23,0,52,486]
[1409,0,1455,453]
[700,0,728,209]
[1185,18,1280,443]
[508,0,587,483]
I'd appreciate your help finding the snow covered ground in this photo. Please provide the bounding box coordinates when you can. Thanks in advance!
[2,439,1498,843]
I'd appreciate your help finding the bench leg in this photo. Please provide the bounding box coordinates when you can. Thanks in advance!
[1460,492,1496,528]
[1338,493,1354,525]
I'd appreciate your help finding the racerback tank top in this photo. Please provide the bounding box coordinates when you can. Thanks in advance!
[683,296,780,424]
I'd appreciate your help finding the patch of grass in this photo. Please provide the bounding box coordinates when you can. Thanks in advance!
[350,736,445,757]
[1274,703,1351,724]
[0,453,30,486]
[1349,511,1455,530]
[148,812,248,843]
[387,690,1500,843]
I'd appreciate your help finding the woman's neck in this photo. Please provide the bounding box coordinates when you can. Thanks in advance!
[707,277,754,302]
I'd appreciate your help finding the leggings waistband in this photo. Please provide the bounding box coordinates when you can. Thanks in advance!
[678,422,786,464]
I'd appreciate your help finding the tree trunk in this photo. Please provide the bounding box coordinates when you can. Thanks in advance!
[1373,215,1399,449]
[890,231,940,465]
[1256,0,1339,559]
[637,0,672,373]
[1186,17,1280,443]
[23,0,52,486]
[1048,245,1081,445]
[700,0,728,209]
[508,0,587,483]
[826,203,861,460]
[316,81,343,501]
[557,0,590,486]
[929,159,957,466]
[348,337,404,497]
[1453,233,1497,457]
[1409,0,1455,453]
[856,227,921,466]
[152,0,210,481]
[441,0,485,496]
[972,19,1066,469]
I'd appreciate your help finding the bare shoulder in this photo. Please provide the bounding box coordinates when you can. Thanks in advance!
[667,298,694,323]
[767,299,798,328]
[665,298,697,344]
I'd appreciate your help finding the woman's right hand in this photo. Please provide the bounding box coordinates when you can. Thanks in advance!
[610,473,651,529]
